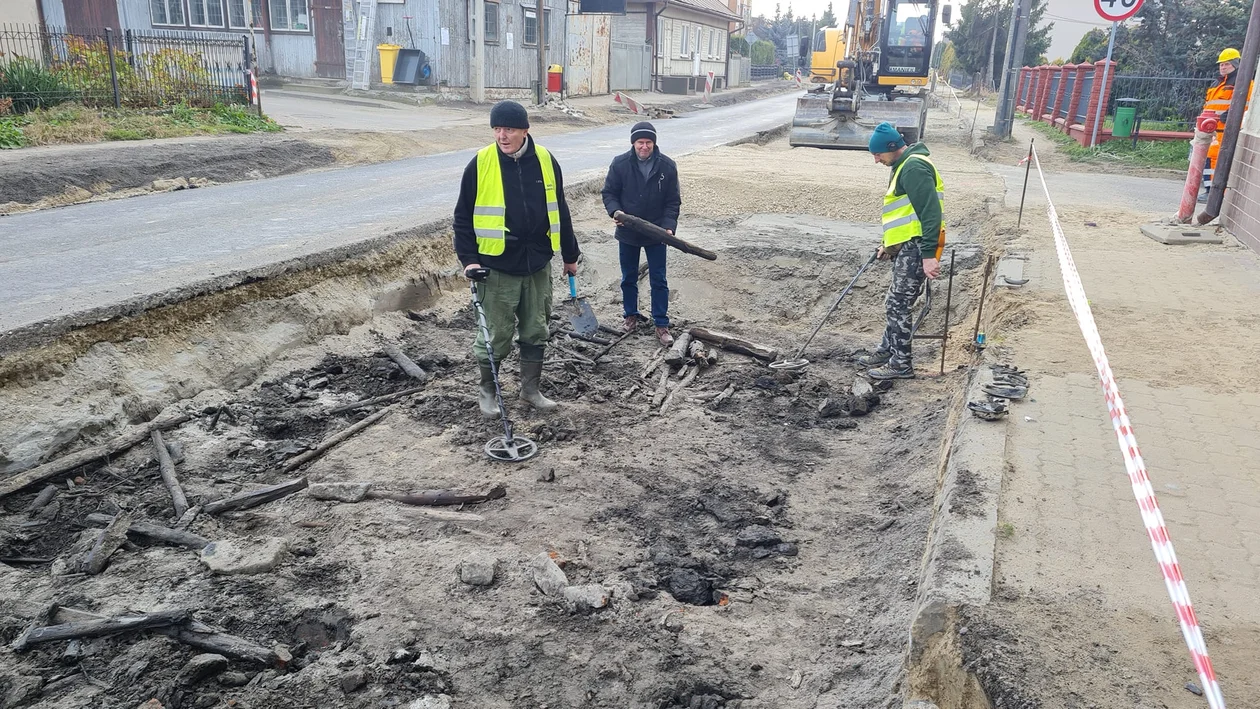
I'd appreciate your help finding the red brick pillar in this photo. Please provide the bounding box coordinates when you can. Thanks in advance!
[1080,59,1118,146]
[1032,65,1053,122]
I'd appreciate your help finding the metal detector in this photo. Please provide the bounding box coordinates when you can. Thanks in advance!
[468,274,538,462]
[769,248,881,372]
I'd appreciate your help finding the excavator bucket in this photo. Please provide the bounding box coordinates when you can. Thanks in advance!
[789,94,927,150]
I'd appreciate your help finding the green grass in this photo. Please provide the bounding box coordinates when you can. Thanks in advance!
[0,102,281,149]
[1023,118,1189,171]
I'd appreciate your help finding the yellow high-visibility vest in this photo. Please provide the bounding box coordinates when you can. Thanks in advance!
[472,142,561,256]
[881,153,945,249]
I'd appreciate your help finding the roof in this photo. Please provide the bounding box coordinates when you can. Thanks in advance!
[665,0,742,22]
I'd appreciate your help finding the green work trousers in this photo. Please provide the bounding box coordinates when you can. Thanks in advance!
[473,264,553,365]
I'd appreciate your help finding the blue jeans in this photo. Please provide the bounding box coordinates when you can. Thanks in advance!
[619,241,669,327]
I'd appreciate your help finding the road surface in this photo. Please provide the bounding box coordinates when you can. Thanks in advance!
[0,93,797,346]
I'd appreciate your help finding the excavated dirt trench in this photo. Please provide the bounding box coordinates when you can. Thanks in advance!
[0,126,998,709]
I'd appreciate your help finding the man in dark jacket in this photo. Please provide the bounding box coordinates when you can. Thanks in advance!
[601,121,682,347]
[453,100,581,417]
[858,121,944,380]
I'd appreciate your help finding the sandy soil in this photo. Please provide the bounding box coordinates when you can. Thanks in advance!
[0,106,995,708]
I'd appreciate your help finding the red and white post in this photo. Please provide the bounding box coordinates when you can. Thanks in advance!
[1177,111,1218,223]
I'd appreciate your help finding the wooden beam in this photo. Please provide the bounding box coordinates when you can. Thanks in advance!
[613,211,718,261]
[688,327,778,361]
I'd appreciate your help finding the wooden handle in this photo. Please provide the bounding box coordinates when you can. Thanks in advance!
[614,211,718,261]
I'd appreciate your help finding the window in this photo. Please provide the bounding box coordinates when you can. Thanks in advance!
[888,0,931,48]
[484,1,500,43]
[228,0,264,28]
[151,0,185,25]
[523,7,551,47]
[655,16,663,57]
[679,23,690,56]
[708,28,715,57]
[270,0,310,31]
[189,0,225,27]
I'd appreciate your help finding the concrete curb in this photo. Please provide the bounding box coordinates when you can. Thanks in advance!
[0,123,788,358]
[903,362,1007,709]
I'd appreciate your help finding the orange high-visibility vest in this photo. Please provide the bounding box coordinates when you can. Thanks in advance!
[1205,77,1254,168]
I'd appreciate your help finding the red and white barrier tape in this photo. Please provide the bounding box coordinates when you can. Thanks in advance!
[1030,145,1225,708]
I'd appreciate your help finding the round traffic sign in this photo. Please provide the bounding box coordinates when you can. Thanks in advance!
[1094,0,1144,22]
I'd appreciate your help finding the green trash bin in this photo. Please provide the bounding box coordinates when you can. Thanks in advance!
[1113,103,1138,139]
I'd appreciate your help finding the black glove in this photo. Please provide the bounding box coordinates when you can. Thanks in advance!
[465,267,490,282]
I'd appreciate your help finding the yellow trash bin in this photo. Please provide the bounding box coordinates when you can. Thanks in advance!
[377,43,402,84]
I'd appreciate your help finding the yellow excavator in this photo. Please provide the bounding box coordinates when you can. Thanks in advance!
[790,0,951,149]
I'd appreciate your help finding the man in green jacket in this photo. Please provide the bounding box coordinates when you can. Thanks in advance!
[857,122,944,380]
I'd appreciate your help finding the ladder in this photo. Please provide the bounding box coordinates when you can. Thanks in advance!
[350,0,378,90]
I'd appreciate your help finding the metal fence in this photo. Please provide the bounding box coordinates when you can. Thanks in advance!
[750,64,782,81]
[1108,72,1215,131]
[0,24,253,114]
[1058,73,1076,121]
[1045,74,1060,116]
[1074,73,1095,125]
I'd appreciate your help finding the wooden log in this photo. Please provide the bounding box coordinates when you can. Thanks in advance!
[203,478,309,515]
[688,327,779,361]
[84,513,210,550]
[0,412,193,500]
[329,385,425,414]
[280,406,394,474]
[26,484,58,514]
[10,602,56,651]
[659,366,700,415]
[12,609,189,651]
[550,342,596,365]
[151,430,188,520]
[613,211,718,261]
[621,384,641,400]
[175,506,200,530]
[44,607,282,667]
[78,512,132,575]
[366,482,506,507]
[640,347,666,379]
[664,332,694,366]
[688,340,708,366]
[650,368,670,409]
[707,347,720,367]
[710,383,737,408]
[380,342,429,382]
[161,622,284,666]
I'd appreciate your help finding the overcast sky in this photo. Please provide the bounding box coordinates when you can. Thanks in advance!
[747,0,1115,62]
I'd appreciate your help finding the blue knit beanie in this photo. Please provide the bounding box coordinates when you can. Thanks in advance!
[869,122,906,153]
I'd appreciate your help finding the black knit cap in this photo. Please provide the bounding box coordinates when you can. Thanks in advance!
[630,121,657,144]
[490,100,530,129]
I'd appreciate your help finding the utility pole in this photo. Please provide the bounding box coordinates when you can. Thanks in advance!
[537,1,547,104]
[993,0,1027,137]
[471,0,485,103]
[984,0,1001,91]
[1198,0,1260,224]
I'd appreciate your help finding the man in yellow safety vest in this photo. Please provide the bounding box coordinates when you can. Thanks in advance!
[857,121,944,380]
[453,100,581,417]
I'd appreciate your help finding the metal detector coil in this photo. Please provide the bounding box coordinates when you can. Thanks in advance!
[769,358,810,372]
[469,277,539,463]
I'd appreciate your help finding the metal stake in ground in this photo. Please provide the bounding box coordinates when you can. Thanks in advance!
[770,248,879,372]
[468,274,538,462]
[1017,138,1033,230]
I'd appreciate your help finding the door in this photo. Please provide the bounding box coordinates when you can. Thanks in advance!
[63,0,121,31]
[691,27,701,76]
[312,0,346,79]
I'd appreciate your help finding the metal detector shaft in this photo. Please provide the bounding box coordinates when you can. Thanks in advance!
[788,249,880,361]
[470,280,515,442]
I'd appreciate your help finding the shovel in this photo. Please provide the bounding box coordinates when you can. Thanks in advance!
[564,274,599,337]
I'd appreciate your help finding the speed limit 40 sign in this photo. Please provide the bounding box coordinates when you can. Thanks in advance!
[1094,0,1143,22]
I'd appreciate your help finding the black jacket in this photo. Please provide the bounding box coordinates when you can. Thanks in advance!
[453,135,580,276]
[601,147,682,247]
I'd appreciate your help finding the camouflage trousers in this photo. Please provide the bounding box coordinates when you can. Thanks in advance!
[877,239,926,369]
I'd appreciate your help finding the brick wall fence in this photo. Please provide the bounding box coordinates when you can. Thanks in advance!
[1014,60,1194,147]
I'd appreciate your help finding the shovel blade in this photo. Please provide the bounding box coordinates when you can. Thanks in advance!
[568,298,599,336]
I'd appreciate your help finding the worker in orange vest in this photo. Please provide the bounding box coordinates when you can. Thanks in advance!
[1201,48,1253,201]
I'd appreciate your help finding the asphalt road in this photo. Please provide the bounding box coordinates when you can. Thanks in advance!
[0,92,798,342]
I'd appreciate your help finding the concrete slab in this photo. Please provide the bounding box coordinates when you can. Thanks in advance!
[994,256,1028,287]
[1140,222,1224,245]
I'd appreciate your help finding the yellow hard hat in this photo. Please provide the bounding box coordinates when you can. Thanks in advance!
[1218,48,1241,64]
